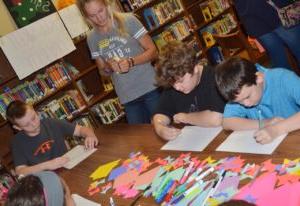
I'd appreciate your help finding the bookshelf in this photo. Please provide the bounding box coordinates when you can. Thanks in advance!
[0,38,124,162]
[119,0,265,64]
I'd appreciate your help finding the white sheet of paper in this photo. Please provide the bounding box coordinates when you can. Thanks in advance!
[58,4,90,38]
[72,194,101,206]
[216,130,287,154]
[0,13,75,79]
[161,126,222,151]
[63,145,97,169]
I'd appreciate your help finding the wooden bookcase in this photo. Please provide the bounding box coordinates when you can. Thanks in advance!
[118,0,266,64]
[0,38,123,166]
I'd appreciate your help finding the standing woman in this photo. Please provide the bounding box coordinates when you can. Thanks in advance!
[77,0,160,124]
[233,0,300,70]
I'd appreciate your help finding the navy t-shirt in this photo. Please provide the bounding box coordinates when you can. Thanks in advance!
[11,118,76,167]
[233,0,290,37]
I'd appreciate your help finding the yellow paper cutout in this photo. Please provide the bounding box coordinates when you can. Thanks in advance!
[90,159,120,181]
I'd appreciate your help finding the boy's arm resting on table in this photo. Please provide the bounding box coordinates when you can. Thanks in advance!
[15,156,69,176]
[73,124,99,149]
[255,113,300,144]
[153,114,181,141]
[173,110,223,127]
[222,117,262,131]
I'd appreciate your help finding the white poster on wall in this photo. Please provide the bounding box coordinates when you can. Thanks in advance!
[0,12,75,79]
[58,4,90,39]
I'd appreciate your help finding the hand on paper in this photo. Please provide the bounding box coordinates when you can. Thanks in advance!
[254,124,282,144]
[157,124,181,141]
[84,135,99,150]
[173,113,188,124]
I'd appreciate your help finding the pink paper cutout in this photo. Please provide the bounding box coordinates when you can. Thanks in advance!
[234,172,277,203]
[277,174,300,187]
[256,182,300,206]
[113,170,139,189]
[262,159,277,173]
[133,166,161,189]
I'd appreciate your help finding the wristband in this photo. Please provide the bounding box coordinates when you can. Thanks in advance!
[129,57,135,67]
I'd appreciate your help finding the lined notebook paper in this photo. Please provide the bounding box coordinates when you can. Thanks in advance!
[63,145,97,169]
[216,130,287,154]
[161,126,222,151]
[72,194,101,206]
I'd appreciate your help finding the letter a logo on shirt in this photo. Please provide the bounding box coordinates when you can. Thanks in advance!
[34,140,54,156]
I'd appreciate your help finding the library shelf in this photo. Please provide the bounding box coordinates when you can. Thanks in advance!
[148,11,185,35]
[74,64,97,81]
[194,6,232,31]
[87,90,114,108]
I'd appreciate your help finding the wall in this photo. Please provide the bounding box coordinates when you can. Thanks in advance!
[0,0,16,36]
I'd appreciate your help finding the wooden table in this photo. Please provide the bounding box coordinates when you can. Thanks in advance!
[60,124,300,206]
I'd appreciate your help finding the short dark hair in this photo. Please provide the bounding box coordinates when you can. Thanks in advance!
[5,175,45,206]
[155,41,198,87]
[218,200,256,206]
[6,100,29,125]
[215,57,257,101]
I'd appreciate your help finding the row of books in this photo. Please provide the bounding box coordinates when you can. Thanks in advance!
[200,13,237,48]
[38,90,86,120]
[91,98,124,125]
[0,62,79,119]
[199,0,230,22]
[143,0,183,30]
[153,18,191,50]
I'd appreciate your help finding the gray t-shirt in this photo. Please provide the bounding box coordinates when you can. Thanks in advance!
[11,118,76,167]
[87,14,157,104]
[34,171,64,206]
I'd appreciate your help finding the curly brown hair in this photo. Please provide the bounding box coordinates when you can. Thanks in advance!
[155,41,198,88]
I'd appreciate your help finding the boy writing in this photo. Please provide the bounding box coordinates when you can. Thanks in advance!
[153,41,226,140]
[6,100,99,175]
[215,57,300,144]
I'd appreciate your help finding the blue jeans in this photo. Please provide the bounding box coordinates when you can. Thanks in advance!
[124,89,161,124]
[258,24,300,70]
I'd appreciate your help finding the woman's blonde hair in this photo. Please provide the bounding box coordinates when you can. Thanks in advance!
[76,0,130,36]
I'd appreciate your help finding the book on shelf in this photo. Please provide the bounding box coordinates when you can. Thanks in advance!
[199,0,230,22]
[199,13,237,48]
[207,45,224,65]
[38,90,86,120]
[91,97,124,125]
[100,76,114,92]
[152,19,191,50]
[143,8,160,30]
[0,62,79,120]
[142,0,183,30]
[76,80,94,102]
